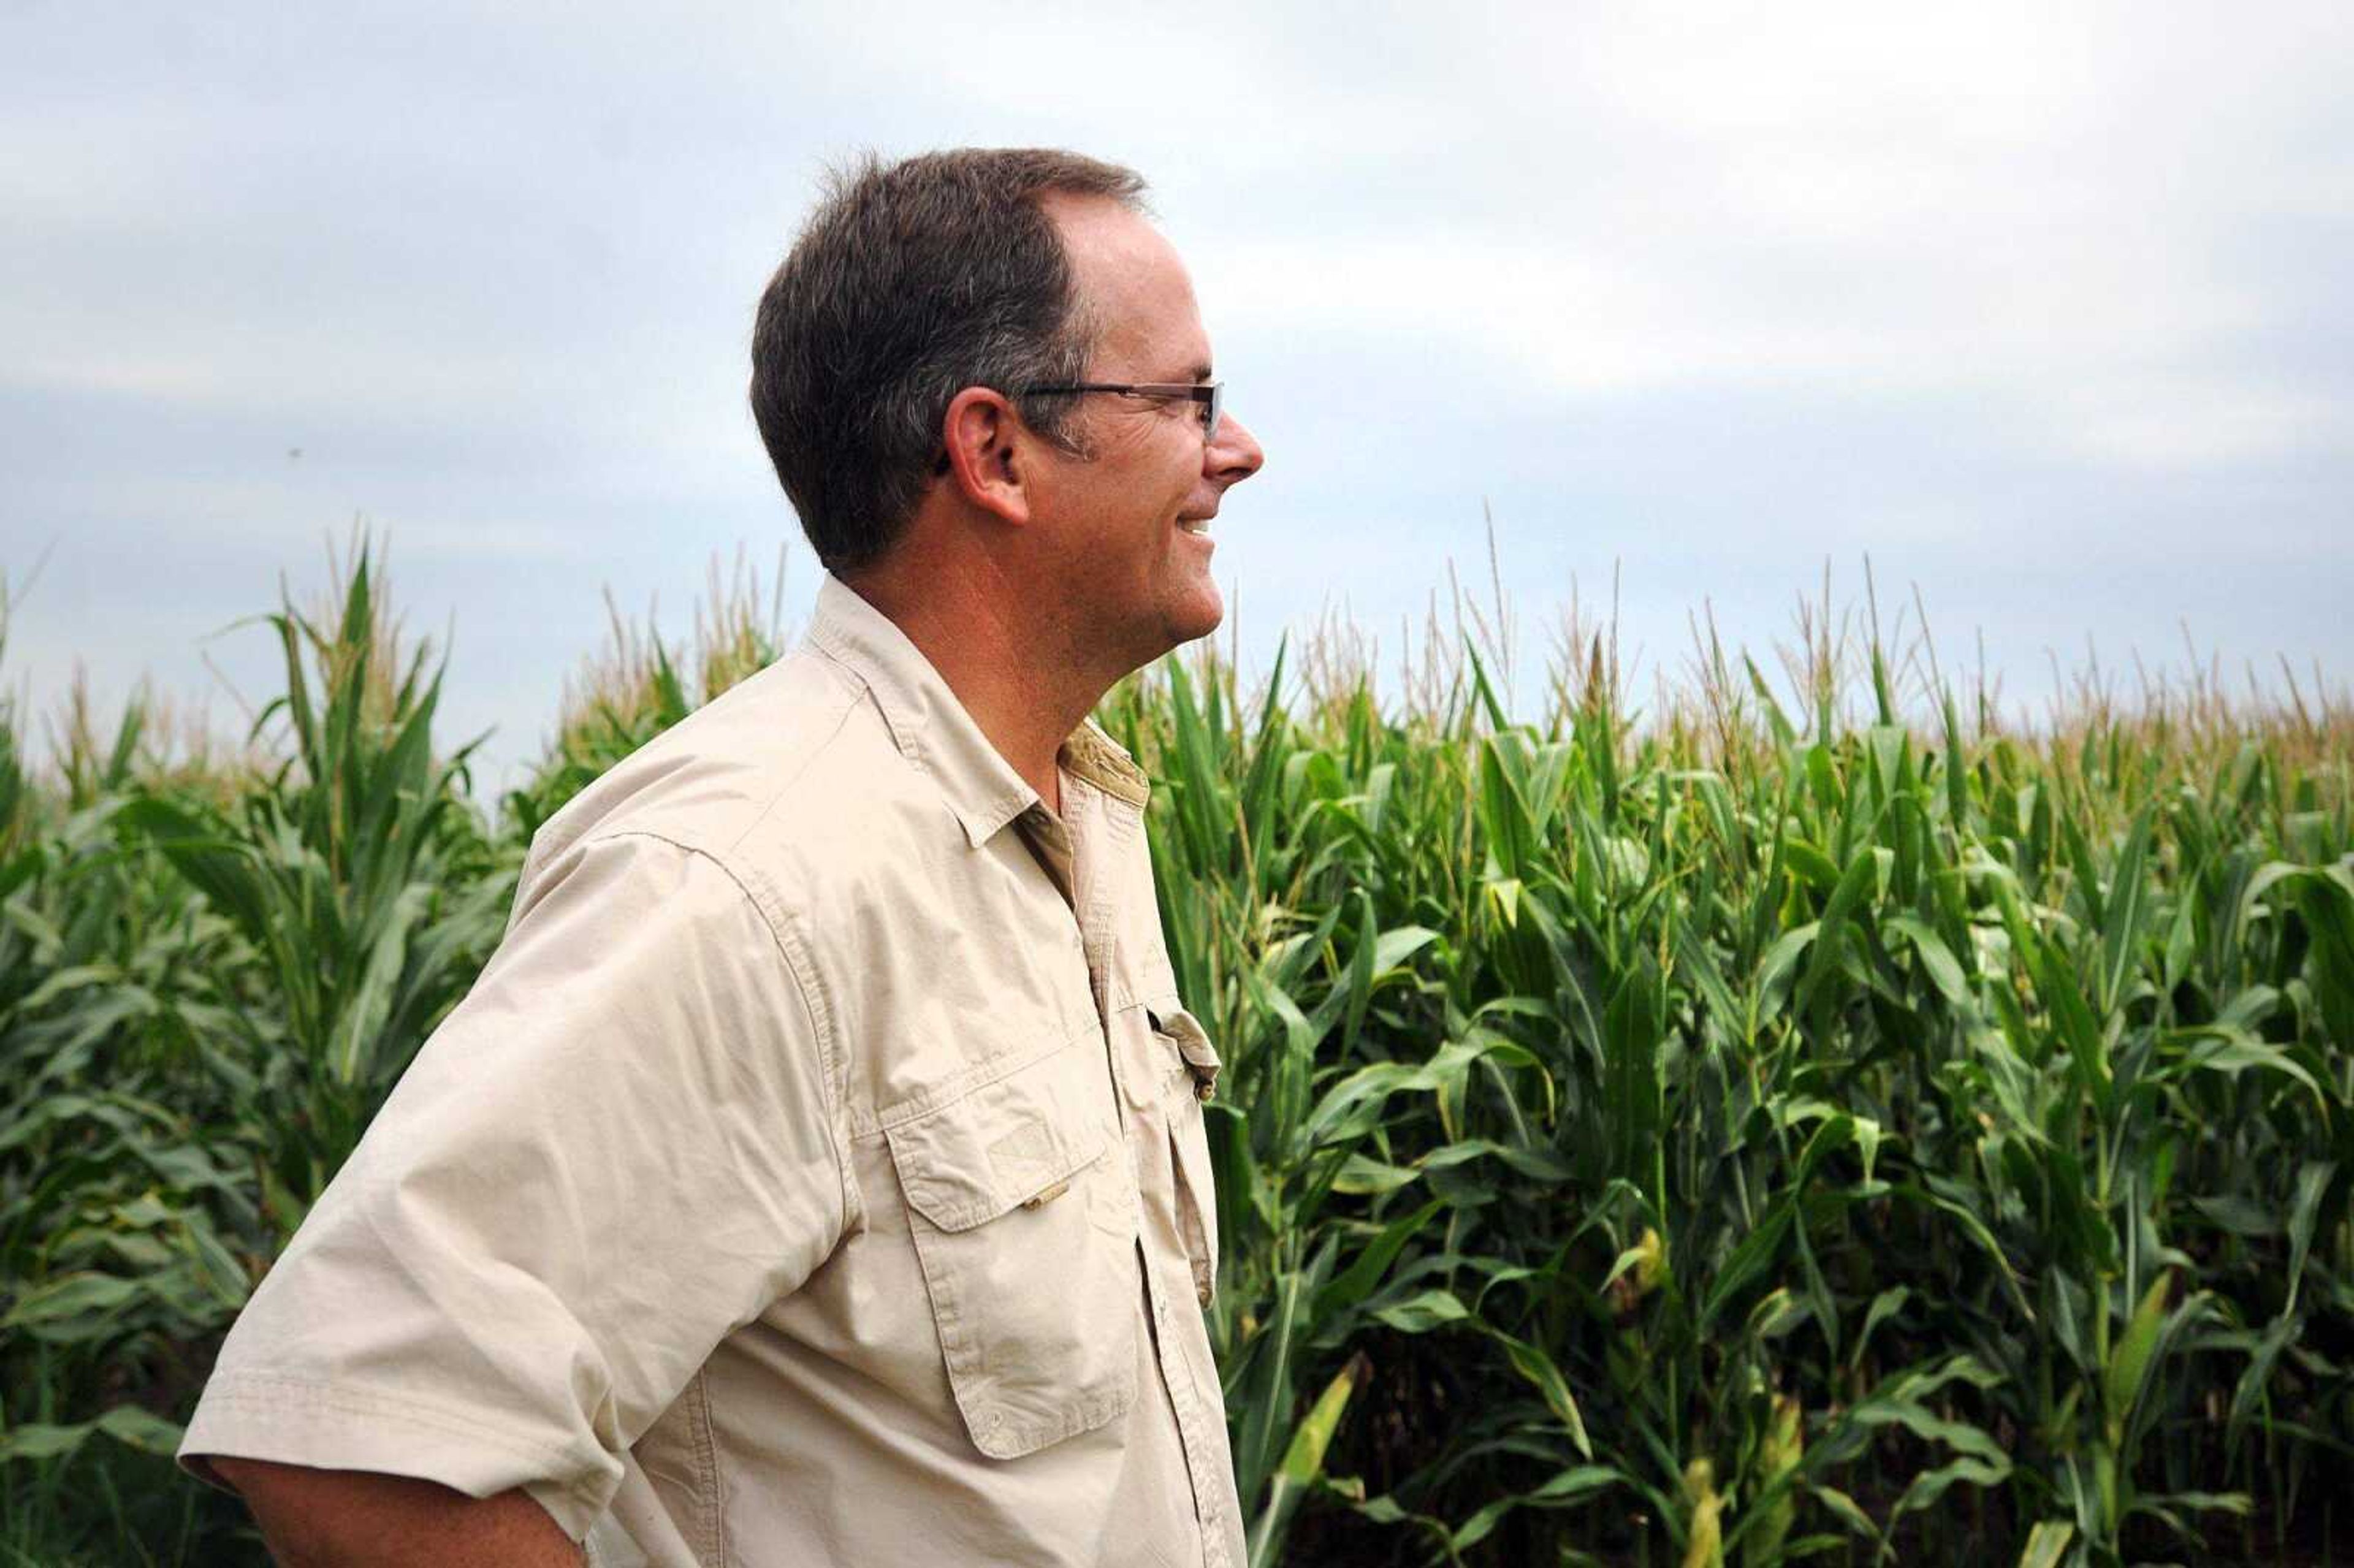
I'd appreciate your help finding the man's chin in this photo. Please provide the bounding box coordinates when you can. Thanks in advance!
[1165,584,1224,650]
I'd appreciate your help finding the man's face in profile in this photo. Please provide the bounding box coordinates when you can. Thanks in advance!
[1026,193,1265,675]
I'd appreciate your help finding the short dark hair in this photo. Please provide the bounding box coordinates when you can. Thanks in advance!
[748,147,1149,573]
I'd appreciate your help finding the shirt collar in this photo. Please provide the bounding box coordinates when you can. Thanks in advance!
[804,573,1150,847]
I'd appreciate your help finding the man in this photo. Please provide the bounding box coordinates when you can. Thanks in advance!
[177,147,1266,1566]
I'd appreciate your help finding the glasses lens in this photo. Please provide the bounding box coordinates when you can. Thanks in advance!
[1203,382,1222,436]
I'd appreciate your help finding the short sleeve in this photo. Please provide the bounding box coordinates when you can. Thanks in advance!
[177,829,850,1540]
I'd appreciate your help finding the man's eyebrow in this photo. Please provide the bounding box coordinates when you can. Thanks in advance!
[1187,363,1214,383]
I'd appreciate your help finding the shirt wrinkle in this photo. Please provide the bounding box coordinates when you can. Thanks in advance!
[581,826,863,1246]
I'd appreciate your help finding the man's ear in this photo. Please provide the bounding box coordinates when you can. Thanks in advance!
[939,387,1032,527]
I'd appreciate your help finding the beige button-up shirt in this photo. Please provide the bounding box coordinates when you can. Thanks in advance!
[180,574,1243,1568]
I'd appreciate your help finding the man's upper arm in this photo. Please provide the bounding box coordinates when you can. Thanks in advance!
[207,1456,581,1567]
[180,829,851,1540]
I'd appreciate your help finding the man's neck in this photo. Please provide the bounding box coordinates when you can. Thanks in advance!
[841,558,1097,813]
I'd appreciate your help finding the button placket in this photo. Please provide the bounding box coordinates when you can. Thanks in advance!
[1083,794,1235,1568]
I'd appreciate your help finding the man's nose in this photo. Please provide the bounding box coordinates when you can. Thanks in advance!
[1206,414,1265,485]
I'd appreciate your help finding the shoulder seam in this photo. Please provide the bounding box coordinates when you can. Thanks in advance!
[522,650,862,892]
[717,674,868,862]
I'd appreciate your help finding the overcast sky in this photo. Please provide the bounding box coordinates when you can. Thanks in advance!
[6,2,2349,802]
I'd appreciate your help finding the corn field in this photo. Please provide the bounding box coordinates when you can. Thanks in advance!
[1,535,2348,1566]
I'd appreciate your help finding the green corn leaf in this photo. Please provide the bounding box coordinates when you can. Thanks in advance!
[2015,1519,2075,1568]
[1886,914,1972,1009]
[1484,1325,1594,1461]
[2105,1269,2173,1437]
[2096,807,2155,1016]
[1370,1288,1469,1333]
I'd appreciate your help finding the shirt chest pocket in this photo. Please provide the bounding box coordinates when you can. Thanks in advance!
[880,1037,1140,1459]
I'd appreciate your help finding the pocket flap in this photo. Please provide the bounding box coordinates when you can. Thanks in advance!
[882,1041,1113,1233]
[1147,1002,1223,1103]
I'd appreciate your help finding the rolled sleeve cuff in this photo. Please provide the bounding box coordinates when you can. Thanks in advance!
[176,1371,612,1542]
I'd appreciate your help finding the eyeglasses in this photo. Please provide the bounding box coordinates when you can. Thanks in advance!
[1018,380,1224,436]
